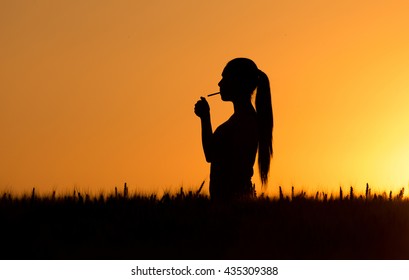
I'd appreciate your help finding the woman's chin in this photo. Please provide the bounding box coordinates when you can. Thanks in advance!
[220,95,232,101]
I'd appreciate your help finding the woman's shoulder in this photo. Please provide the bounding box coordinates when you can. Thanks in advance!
[235,111,257,127]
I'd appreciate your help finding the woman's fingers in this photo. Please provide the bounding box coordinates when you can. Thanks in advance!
[194,97,210,117]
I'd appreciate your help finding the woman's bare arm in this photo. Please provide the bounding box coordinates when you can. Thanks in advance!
[194,97,213,162]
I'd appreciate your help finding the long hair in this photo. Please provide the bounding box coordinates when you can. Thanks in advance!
[224,58,273,185]
[255,70,273,185]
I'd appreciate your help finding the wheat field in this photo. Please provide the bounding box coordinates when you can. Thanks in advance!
[1,184,409,259]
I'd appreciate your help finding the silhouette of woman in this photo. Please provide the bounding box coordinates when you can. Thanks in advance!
[194,58,273,200]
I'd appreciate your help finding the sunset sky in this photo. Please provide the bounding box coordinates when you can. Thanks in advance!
[1,0,409,196]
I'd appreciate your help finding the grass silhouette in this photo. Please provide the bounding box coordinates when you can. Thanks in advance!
[1,184,409,259]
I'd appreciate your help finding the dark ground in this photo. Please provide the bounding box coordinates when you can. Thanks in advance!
[1,192,409,259]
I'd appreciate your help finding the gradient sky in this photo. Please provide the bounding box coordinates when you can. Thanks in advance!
[1,0,409,196]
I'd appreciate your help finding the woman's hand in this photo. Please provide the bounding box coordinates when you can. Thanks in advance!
[194,97,210,119]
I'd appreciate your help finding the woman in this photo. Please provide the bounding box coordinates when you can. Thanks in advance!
[194,58,273,200]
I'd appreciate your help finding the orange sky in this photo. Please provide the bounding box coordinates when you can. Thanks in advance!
[1,0,409,196]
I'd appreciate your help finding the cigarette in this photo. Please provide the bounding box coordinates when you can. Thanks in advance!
[207,92,220,97]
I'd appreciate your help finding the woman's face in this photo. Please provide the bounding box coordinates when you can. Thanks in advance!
[218,69,239,102]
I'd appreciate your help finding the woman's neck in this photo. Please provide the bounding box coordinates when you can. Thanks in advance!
[233,99,255,115]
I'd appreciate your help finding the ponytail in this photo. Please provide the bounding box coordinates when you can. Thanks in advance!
[255,70,273,186]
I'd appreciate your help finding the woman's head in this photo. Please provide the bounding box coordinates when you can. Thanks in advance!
[218,58,260,101]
